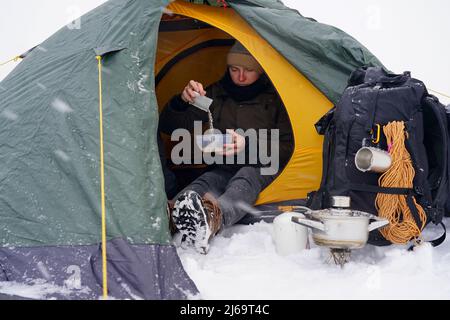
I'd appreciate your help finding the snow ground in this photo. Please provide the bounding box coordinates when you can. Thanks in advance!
[2,218,449,300]
[176,217,450,300]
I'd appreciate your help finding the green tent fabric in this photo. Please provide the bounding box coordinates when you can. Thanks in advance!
[0,0,171,247]
[229,0,385,103]
[0,0,385,299]
[0,0,198,300]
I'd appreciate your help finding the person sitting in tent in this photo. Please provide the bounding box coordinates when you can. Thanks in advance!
[159,41,293,254]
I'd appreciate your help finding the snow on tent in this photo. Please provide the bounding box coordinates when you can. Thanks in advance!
[0,0,383,299]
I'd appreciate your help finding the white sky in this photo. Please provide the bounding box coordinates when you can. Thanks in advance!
[282,0,450,103]
[0,0,449,103]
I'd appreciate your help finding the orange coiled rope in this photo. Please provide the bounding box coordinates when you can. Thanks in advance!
[375,121,427,244]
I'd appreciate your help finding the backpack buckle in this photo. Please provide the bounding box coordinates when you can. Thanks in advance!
[370,124,381,144]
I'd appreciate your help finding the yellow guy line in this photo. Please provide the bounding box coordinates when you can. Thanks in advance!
[96,55,108,300]
[429,88,450,100]
[0,56,22,66]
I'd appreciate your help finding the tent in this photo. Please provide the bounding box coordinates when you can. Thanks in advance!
[0,0,383,299]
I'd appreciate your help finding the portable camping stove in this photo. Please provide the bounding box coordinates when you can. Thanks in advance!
[291,196,389,267]
[328,248,352,267]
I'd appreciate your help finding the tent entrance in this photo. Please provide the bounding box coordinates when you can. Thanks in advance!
[156,13,297,199]
[156,14,234,112]
[156,1,332,205]
[156,14,237,194]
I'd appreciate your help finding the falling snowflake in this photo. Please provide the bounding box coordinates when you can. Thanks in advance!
[51,98,73,113]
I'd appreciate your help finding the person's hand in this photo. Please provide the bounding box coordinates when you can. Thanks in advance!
[217,130,246,156]
[181,80,206,103]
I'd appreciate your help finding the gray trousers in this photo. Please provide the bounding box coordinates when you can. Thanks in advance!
[175,166,275,227]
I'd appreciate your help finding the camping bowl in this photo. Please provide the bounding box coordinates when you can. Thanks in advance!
[291,207,389,249]
[195,133,232,153]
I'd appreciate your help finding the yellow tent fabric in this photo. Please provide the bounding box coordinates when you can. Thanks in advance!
[157,1,333,204]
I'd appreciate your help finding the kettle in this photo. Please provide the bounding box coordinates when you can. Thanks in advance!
[273,211,309,255]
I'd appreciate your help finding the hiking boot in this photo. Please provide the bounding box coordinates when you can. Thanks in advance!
[202,192,223,237]
[166,200,177,236]
[172,191,222,254]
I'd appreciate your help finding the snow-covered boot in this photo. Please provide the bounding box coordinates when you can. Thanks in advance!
[172,191,222,254]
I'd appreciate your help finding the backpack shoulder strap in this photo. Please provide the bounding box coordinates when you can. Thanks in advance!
[422,95,449,214]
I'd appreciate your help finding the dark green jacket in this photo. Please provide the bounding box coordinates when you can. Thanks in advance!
[159,79,294,169]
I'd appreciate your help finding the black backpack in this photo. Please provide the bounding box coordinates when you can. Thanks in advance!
[309,67,448,247]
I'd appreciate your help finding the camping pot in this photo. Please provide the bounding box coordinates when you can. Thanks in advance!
[355,147,392,173]
[291,197,389,250]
